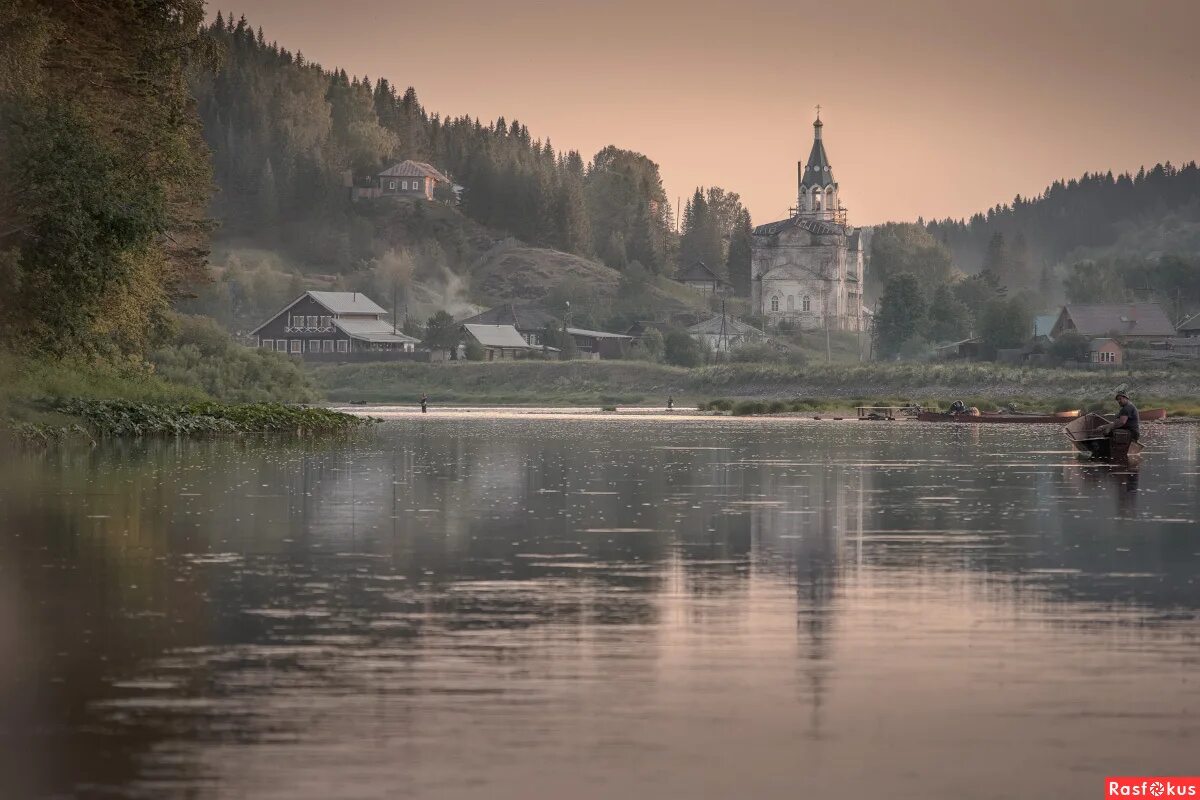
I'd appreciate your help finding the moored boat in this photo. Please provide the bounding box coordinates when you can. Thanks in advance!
[916,409,1080,424]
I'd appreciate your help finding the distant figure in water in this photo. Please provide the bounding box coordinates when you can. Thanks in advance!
[420,394,428,414]
[1101,392,1139,441]
[667,395,674,411]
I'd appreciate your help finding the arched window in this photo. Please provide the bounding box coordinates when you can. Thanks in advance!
[802,296,811,312]
[813,189,822,210]
[770,296,779,312]
[786,295,795,311]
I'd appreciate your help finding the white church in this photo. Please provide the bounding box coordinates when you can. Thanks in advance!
[751,112,866,331]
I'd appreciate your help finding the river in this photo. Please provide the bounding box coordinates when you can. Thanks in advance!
[1,411,1197,798]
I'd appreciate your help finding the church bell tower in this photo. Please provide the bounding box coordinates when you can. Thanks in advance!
[797,108,841,222]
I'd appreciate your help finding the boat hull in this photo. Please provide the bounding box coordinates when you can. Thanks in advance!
[917,411,1079,424]
[1064,413,1144,461]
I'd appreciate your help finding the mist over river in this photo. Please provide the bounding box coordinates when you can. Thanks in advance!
[1,413,1197,799]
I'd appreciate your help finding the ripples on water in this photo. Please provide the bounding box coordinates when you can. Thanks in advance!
[0,414,1197,799]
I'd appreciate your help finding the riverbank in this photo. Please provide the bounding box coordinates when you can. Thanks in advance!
[313,360,1200,414]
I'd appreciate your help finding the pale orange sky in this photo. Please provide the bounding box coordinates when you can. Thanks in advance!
[210,0,1200,226]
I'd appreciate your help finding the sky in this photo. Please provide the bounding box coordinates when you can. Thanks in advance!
[210,0,1200,226]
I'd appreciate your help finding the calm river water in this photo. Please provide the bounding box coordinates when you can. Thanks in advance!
[1,411,1197,799]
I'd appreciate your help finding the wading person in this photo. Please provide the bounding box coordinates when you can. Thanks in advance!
[667,395,674,411]
[1101,392,1139,441]
[420,394,428,414]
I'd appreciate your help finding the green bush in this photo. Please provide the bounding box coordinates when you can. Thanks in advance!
[732,400,766,416]
[664,330,701,367]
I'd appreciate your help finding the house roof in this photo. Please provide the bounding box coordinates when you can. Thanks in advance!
[378,160,451,183]
[687,315,766,337]
[1177,312,1200,332]
[1059,303,1176,338]
[308,291,387,315]
[462,324,535,349]
[567,327,632,340]
[459,303,560,331]
[625,320,671,336]
[676,261,725,284]
[935,337,983,350]
[249,290,386,334]
[334,317,420,344]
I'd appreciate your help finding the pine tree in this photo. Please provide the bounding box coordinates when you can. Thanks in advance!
[726,209,753,297]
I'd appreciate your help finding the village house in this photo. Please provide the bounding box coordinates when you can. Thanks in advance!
[1049,303,1176,343]
[249,291,421,360]
[687,315,766,353]
[1087,337,1123,365]
[675,262,728,294]
[351,160,452,201]
[459,303,631,359]
[751,113,866,332]
[1176,312,1200,338]
[461,324,542,361]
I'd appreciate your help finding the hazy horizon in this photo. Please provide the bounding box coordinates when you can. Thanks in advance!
[208,0,1200,227]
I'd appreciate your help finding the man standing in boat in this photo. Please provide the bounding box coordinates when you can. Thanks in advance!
[1101,392,1139,441]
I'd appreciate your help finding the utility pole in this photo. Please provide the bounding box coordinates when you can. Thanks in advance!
[719,297,727,356]
[392,285,398,335]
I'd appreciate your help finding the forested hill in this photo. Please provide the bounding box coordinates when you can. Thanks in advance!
[926,162,1200,273]
[192,12,680,275]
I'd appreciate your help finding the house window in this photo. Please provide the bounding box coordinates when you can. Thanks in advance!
[321,316,332,328]
[413,179,422,191]
[786,295,795,311]
[401,180,408,190]
[388,180,396,190]
[290,340,302,353]
[802,296,811,312]
[276,339,287,351]
[770,296,779,312]
[261,339,273,351]
[307,339,320,352]
[291,314,304,328]
[337,339,349,353]
[323,340,334,352]
[307,315,318,327]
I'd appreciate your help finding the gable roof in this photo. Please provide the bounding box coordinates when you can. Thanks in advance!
[676,261,725,284]
[1059,303,1176,338]
[378,160,451,183]
[334,317,420,344]
[1088,337,1121,352]
[459,303,561,331]
[462,324,535,349]
[567,327,632,340]
[687,315,766,337]
[249,290,387,334]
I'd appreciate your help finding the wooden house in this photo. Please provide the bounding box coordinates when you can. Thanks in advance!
[351,160,452,201]
[675,261,728,294]
[686,314,765,352]
[249,291,421,360]
[461,324,541,360]
[459,303,561,346]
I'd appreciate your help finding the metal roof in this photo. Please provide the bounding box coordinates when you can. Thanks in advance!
[753,216,847,237]
[308,291,387,315]
[459,303,560,331]
[801,118,835,188]
[334,317,420,344]
[1059,303,1176,338]
[1177,312,1200,332]
[567,327,633,340]
[378,160,451,183]
[462,324,535,349]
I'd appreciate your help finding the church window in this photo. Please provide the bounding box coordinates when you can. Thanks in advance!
[813,190,822,210]
[803,296,811,312]
[770,296,779,312]
[787,295,794,311]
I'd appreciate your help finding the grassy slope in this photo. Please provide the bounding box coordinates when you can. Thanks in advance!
[312,359,1200,411]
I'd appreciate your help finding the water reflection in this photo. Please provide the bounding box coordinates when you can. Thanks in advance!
[0,417,1197,799]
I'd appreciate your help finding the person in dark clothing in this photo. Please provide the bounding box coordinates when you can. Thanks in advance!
[667,395,674,411]
[1102,392,1139,440]
[420,394,428,414]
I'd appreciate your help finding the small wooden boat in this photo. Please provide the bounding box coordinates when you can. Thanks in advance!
[916,409,1080,424]
[1064,413,1144,460]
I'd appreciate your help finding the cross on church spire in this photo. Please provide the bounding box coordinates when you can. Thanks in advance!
[815,104,821,120]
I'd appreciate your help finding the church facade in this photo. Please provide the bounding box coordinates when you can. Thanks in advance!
[751,114,866,331]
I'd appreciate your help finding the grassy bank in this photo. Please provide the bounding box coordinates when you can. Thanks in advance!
[313,360,1200,410]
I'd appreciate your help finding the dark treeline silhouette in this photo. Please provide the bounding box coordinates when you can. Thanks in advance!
[926,162,1200,274]
[195,13,684,275]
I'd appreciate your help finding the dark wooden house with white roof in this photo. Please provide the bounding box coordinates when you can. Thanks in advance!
[250,291,421,360]
[675,261,728,294]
